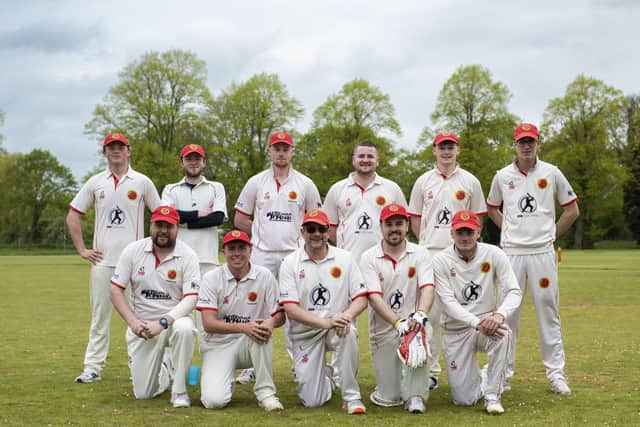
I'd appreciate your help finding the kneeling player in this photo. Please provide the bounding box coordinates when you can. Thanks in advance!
[433,211,522,415]
[361,204,435,413]
[197,230,285,411]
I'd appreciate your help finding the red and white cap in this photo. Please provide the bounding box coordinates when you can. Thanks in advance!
[269,131,294,146]
[103,133,129,146]
[302,209,330,226]
[151,206,180,225]
[514,123,539,141]
[380,204,410,221]
[433,132,459,146]
[451,210,480,231]
[223,230,251,246]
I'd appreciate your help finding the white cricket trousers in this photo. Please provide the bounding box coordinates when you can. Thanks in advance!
[370,331,431,405]
[83,265,115,373]
[126,316,196,399]
[426,248,444,380]
[443,327,512,405]
[200,335,277,408]
[291,327,362,407]
[506,251,566,382]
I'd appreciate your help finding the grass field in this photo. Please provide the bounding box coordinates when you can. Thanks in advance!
[1,250,639,426]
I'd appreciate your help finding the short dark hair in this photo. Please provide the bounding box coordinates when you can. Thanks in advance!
[353,140,378,156]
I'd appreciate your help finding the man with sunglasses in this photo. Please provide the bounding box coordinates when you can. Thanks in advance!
[487,123,579,395]
[432,210,522,415]
[279,210,369,414]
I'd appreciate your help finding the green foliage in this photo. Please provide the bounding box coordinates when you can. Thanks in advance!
[541,75,626,248]
[623,94,640,244]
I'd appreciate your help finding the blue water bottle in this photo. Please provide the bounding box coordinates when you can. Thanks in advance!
[187,365,200,385]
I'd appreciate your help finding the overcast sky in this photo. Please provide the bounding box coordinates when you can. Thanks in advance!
[1,0,638,181]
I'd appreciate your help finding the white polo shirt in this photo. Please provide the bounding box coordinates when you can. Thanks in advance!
[69,167,161,266]
[279,245,368,341]
[360,241,434,347]
[409,166,487,249]
[110,238,200,321]
[432,243,522,332]
[196,263,280,349]
[487,159,578,254]
[161,177,227,265]
[235,167,322,252]
[323,173,407,262]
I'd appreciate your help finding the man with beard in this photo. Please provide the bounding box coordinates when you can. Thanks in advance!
[361,204,435,413]
[67,133,160,383]
[110,206,200,408]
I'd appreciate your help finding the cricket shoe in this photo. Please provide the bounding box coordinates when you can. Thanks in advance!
[260,395,284,412]
[75,369,101,383]
[429,376,438,390]
[369,389,403,407]
[551,378,571,395]
[485,399,505,415]
[404,396,425,414]
[235,368,256,384]
[343,399,366,415]
[171,392,191,408]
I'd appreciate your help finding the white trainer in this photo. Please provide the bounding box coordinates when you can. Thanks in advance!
[428,376,438,390]
[171,392,191,408]
[235,368,256,384]
[343,399,366,415]
[260,395,284,412]
[404,396,425,414]
[75,370,101,383]
[485,399,505,415]
[551,379,571,395]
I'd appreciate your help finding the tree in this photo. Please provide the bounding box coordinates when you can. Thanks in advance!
[296,78,402,195]
[623,94,640,244]
[1,149,76,245]
[541,75,626,248]
[85,49,213,189]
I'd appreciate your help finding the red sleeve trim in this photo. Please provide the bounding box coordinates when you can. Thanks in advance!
[408,212,422,218]
[234,208,251,217]
[196,306,218,312]
[419,283,435,289]
[68,204,86,215]
[279,300,300,305]
[351,291,368,301]
[271,308,285,317]
[182,292,198,298]
[110,280,126,289]
[560,197,579,207]
[475,211,488,216]
[367,291,383,296]
[486,201,501,208]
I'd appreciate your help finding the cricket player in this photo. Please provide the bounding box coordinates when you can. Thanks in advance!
[324,140,408,262]
[234,130,322,384]
[279,210,369,414]
[408,132,487,390]
[487,123,579,395]
[361,204,435,413]
[433,210,522,415]
[197,230,285,411]
[110,206,200,408]
[67,133,161,383]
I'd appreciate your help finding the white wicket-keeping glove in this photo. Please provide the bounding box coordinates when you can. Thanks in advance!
[394,318,411,337]
[397,328,429,368]
[410,310,428,327]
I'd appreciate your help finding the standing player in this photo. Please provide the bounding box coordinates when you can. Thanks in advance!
[67,133,160,383]
[487,123,579,395]
[234,131,322,384]
[433,210,522,414]
[162,143,227,276]
[408,132,487,390]
[324,140,407,262]
[279,210,369,414]
[361,204,435,413]
[110,206,200,408]
[197,230,285,411]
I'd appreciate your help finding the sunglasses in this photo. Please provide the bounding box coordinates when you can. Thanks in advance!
[304,224,329,234]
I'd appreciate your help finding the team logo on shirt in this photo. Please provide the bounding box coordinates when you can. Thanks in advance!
[99,190,105,200]
[408,266,416,278]
[299,269,305,280]
[455,190,466,201]
[263,192,271,200]
[247,291,258,303]
[450,360,458,370]
[288,191,298,201]
[310,283,330,306]
[375,196,386,206]
[127,190,138,201]
[518,193,537,214]
[539,277,550,288]
[508,180,515,190]
[387,289,404,311]
[436,207,452,225]
[137,267,145,276]
[461,280,482,304]
[167,269,177,280]
[450,268,456,277]
[378,272,384,283]
[330,266,342,278]
[357,212,372,231]
[480,262,491,273]
[537,178,548,189]
[427,190,433,200]
[223,296,230,304]
[346,198,352,207]
[107,205,126,226]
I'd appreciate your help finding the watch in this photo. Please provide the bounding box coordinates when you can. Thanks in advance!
[159,317,169,329]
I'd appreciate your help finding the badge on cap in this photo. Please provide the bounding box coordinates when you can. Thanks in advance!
[460,212,470,220]
[309,210,318,217]
[161,207,170,215]
[231,230,241,237]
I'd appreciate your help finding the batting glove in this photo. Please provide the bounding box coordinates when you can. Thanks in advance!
[410,310,428,327]
[394,318,411,336]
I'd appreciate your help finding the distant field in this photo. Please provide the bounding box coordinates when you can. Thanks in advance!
[1,250,639,426]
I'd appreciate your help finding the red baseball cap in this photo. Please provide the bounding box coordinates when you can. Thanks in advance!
[302,209,330,227]
[514,123,539,141]
[223,230,251,246]
[380,204,410,221]
[269,131,294,146]
[433,132,459,146]
[180,144,205,158]
[103,133,129,146]
[451,210,480,231]
[151,206,180,225]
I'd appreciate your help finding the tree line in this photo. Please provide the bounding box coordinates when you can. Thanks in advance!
[1,49,639,249]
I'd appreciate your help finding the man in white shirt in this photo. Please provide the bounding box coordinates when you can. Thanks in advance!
[279,210,369,414]
[197,230,285,411]
[487,123,579,395]
[110,206,200,408]
[361,204,435,413]
[433,210,522,415]
[408,132,487,390]
[67,133,161,383]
